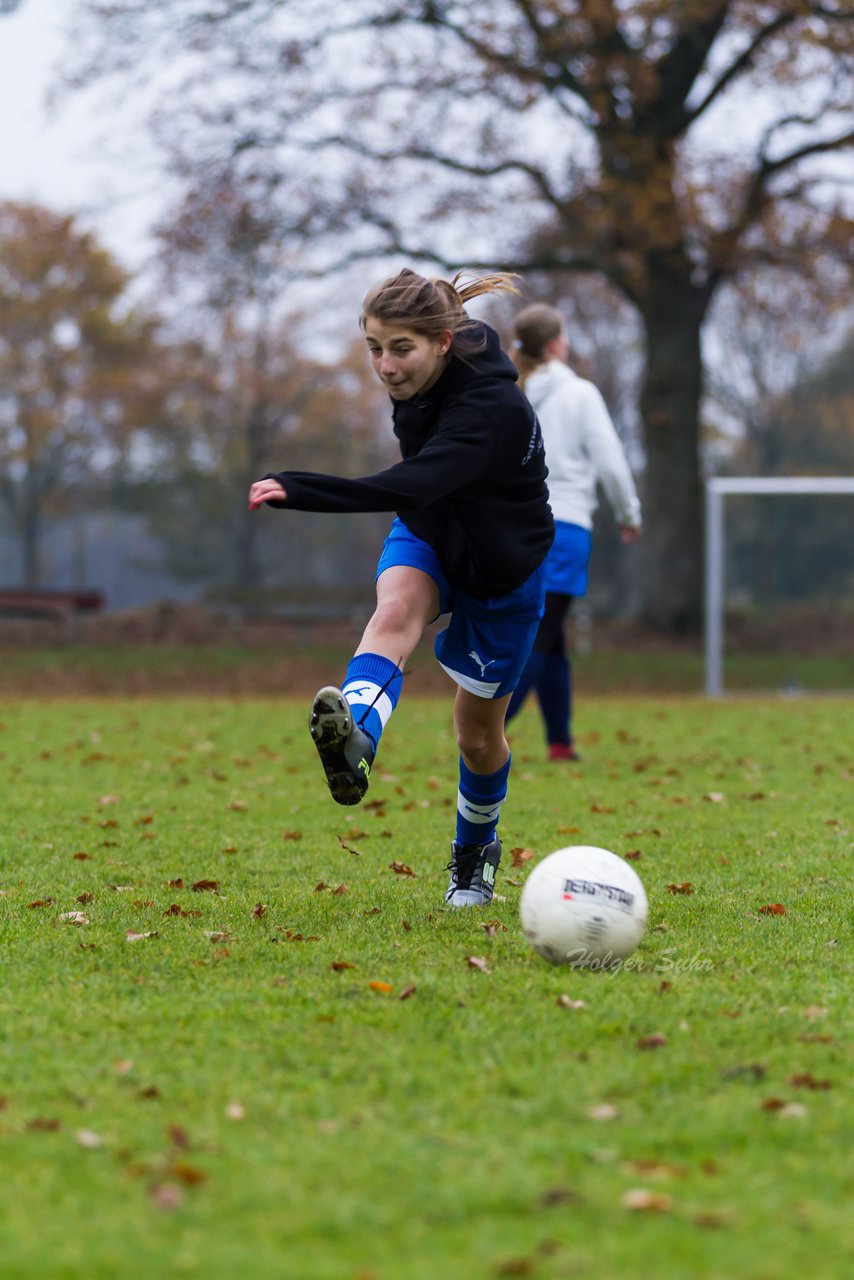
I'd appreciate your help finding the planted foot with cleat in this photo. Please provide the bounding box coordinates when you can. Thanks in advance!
[309,686,374,806]
[445,836,501,907]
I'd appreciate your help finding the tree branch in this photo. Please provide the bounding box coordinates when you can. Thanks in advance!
[681,8,799,131]
[302,135,565,209]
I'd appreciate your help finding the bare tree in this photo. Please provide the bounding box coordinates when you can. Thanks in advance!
[69,0,854,630]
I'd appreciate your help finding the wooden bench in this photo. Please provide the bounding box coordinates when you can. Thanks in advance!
[0,589,104,626]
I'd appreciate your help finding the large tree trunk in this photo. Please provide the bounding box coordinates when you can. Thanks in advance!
[637,285,706,633]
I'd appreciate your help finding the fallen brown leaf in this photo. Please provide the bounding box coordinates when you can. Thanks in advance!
[556,994,586,1009]
[191,880,219,893]
[167,1123,190,1149]
[125,930,158,942]
[622,1188,672,1212]
[399,985,417,1001]
[789,1072,831,1090]
[667,882,694,895]
[389,860,416,877]
[331,961,357,971]
[637,1032,668,1050]
[538,1186,581,1207]
[368,981,393,993]
[337,835,362,856]
[466,955,491,974]
[149,1183,184,1211]
[510,847,534,867]
[496,1258,535,1277]
[59,911,89,926]
[759,903,787,916]
[587,1103,619,1121]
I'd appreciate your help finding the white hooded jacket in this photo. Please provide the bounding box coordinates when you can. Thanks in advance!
[523,361,641,531]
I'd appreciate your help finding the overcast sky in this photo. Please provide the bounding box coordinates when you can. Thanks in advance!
[0,0,160,267]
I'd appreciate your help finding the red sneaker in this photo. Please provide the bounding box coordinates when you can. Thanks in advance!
[548,743,581,762]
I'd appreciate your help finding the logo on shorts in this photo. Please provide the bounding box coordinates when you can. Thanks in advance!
[468,650,496,679]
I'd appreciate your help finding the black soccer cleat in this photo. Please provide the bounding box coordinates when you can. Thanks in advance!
[445,836,502,907]
[309,686,374,806]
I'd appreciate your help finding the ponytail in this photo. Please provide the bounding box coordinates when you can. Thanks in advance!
[511,304,564,387]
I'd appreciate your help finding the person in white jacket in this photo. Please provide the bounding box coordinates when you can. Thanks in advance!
[505,304,642,759]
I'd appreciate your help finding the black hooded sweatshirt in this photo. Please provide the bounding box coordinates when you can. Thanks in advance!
[265,323,554,599]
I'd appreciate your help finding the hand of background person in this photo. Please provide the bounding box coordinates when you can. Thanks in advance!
[249,478,287,510]
[620,524,642,544]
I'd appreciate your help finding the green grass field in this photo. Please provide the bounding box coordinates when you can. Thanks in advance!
[0,694,851,1279]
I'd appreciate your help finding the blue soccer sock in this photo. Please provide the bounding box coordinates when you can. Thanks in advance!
[341,653,403,754]
[456,755,511,848]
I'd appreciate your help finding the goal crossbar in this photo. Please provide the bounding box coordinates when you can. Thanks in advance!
[704,476,854,696]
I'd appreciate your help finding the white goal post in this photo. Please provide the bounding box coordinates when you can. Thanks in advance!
[704,476,854,697]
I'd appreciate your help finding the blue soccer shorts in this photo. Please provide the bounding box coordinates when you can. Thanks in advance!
[376,518,546,698]
[543,520,592,596]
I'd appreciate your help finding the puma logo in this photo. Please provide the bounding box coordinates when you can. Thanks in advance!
[468,650,496,679]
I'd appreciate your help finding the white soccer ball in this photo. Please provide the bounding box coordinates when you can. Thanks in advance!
[519,845,648,968]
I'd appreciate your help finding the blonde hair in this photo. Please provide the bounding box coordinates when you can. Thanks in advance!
[361,267,520,357]
[512,304,564,386]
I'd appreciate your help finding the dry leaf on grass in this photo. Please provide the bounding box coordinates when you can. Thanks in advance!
[368,981,393,993]
[58,911,89,926]
[622,1188,672,1212]
[637,1032,668,1050]
[466,955,491,974]
[667,882,694,895]
[389,861,416,877]
[759,903,787,916]
[510,847,534,867]
[74,1129,102,1148]
[587,1104,619,1121]
[125,930,158,942]
[556,995,586,1009]
[789,1072,831,1090]
[149,1183,183,1211]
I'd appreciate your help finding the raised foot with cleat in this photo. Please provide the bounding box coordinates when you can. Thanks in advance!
[445,836,502,907]
[309,685,374,806]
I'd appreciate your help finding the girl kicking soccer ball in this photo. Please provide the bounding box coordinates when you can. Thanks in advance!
[249,268,553,906]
